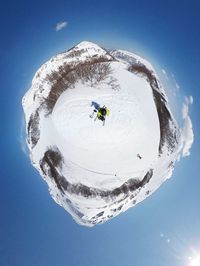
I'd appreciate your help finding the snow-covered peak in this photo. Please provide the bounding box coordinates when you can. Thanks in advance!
[73,40,110,58]
[75,41,101,49]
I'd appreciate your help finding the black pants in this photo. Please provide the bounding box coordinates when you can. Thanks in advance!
[99,115,105,121]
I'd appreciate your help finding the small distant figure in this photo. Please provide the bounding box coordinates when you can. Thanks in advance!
[95,105,110,126]
[137,153,142,159]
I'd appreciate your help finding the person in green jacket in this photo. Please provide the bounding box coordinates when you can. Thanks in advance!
[95,105,110,126]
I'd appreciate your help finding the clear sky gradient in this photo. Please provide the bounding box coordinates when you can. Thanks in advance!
[0,1,199,266]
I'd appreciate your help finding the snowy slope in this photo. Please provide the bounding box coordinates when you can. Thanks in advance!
[22,41,182,226]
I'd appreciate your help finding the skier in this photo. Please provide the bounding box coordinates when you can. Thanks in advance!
[95,105,110,126]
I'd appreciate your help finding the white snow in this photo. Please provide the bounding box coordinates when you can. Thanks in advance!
[113,49,156,72]
[51,62,159,184]
[22,41,188,226]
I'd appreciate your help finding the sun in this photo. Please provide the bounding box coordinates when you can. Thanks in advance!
[189,256,200,266]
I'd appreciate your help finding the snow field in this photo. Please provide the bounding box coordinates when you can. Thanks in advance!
[47,62,160,188]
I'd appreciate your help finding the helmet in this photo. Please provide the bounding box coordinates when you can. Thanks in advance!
[101,108,106,116]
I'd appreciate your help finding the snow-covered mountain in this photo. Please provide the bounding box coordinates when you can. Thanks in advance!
[22,41,182,226]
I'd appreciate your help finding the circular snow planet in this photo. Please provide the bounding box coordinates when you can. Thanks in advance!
[22,41,182,226]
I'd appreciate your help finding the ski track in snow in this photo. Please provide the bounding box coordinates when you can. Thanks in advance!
[49,62,160,185]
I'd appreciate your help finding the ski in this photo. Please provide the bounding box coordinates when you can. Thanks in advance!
[89,109,97,118]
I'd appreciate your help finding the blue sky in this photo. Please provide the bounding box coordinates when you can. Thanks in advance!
[0,0,200,266]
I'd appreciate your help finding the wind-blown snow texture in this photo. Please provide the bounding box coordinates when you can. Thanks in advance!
[22,41,185,226]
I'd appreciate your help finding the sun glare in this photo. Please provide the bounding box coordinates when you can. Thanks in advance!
[189,256,200,266]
